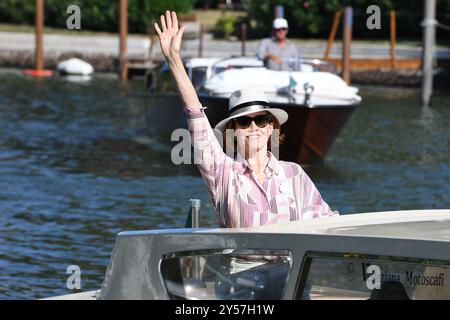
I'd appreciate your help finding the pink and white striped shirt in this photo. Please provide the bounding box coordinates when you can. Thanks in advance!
[185,107,338,228]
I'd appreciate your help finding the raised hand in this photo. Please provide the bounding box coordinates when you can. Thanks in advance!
[153,11,200,109]
[154,11,187,62]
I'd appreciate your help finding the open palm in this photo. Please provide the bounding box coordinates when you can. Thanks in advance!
[154,11,187,60]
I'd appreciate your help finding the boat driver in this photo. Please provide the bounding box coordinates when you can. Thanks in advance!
[257,17,300,71]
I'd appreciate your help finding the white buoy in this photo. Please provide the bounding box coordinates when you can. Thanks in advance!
[57,58,94,75]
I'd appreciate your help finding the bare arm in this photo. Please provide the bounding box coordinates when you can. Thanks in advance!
[154,12,230,220]
[154,11,201,110]
[257,39,283,65]
[267,54,283,64]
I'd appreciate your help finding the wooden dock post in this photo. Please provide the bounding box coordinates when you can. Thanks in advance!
[119,0,128,81]
[198,23,204,58]
[241,23,247,56]
[421,0,436,107]
[25,0,53,77]
[324,11,341,60]
[148,18,156,63]
[35,0,44,71]
[390,10,397,69]
[342,7,353,84]
[274,5,284,18]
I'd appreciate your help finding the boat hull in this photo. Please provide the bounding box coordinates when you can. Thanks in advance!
[199,95,356,165]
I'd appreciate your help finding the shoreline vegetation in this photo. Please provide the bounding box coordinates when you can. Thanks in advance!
[0,22,433,47]
[2,21,450,49]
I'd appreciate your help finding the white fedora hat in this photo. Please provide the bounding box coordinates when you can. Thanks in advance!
[214,89,288,132]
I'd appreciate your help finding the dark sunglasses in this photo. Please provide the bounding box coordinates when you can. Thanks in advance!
[275,28,287,31]
[234,114,272,129]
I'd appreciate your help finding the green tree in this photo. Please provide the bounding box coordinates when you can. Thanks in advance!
[0,0,195,33]
[244,0,450,39]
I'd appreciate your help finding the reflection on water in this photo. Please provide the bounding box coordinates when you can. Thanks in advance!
[0,72,449,299]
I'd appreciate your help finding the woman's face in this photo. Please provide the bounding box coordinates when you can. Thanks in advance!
[233,111,274,157]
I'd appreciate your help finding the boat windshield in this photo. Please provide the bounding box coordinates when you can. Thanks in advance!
[283,58,337,73]
[297,252,450,300]
[160,249,292,300]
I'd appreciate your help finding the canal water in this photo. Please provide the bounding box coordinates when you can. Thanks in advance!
[0,71,449,299]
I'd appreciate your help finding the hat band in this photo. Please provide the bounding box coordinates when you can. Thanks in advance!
[229,100,269,117]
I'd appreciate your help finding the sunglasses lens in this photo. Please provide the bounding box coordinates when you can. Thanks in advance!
[235,114,271,128]
[254,115,270,127]
[235,116,252,128]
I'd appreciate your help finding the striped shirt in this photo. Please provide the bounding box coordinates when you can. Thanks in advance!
[185,107,338,228]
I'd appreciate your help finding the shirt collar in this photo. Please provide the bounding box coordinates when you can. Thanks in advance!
[266,152,280,175]
[235,151,280,176]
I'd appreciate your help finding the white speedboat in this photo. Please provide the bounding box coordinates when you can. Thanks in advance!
[187,56,361,107]
[47,209,450,300]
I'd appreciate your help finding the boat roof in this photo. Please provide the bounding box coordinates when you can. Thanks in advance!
[184,57,221,68]
[119,210,450,242]
[192,209,450,242]
[185,56,264,68]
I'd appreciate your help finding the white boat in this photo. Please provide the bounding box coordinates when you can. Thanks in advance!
[47,209,450,300]
[57,58,94,76]
[186,56,361,107]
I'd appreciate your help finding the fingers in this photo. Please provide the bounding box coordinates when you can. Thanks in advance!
[154,22,162,36]
[171,11,178,30]
[165,10,172,29]
[157,11,179,34]
[174,24,188,42]
[160,14,167,31]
